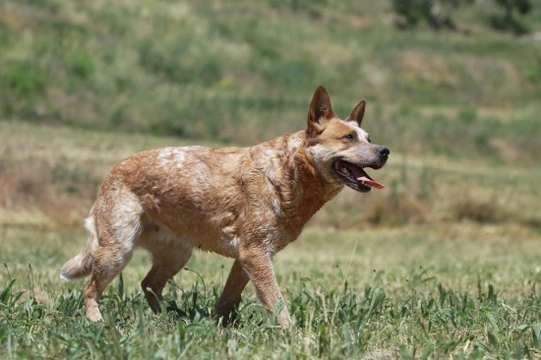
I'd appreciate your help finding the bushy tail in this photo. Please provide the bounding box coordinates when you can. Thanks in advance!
[60,213,98,281]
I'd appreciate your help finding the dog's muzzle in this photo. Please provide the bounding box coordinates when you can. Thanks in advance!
[333,146,389,192]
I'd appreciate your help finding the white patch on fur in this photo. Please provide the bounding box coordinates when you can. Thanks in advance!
[358,128,370,142]
[308,143,336,164]
[59,253,85,281]
[157,147,186,168]
[222,225,236,240]
[287,134,304,149]
[84,215,99,254]
[272,199,283,217]
[110,187,144,253]
[157,146,210,170]
[343,120,370,142]
[227,237,239,253]
[138,224,194,264]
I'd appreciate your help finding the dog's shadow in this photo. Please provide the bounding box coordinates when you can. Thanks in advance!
[160,275,246,328]
[102,272,261,328]
[163,299,243,328]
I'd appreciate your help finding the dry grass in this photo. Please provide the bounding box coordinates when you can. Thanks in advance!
[2,121,540,234]
[0,121,197,227]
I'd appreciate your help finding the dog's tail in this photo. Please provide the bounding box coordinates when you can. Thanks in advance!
[60,211,98,281]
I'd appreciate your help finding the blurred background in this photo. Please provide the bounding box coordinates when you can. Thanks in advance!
[0,0,540,235]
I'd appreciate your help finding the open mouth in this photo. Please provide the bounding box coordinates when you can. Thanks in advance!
[333,160,385,192]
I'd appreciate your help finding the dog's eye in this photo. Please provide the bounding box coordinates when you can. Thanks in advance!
[343,133,356,141]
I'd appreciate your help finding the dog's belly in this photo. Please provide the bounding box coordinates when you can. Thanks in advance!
[138,212,240,258]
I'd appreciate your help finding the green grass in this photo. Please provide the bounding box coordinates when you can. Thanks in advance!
[1,1,541,358]
[0,121,539,358]
[1,227,540,359]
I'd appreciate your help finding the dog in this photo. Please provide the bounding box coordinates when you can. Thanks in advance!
[60,86,389,329]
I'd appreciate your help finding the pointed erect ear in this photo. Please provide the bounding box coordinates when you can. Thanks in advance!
[307,86,335,136]
[345,99,366,126]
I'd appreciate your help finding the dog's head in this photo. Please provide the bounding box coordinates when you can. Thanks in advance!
[305,86,389,193]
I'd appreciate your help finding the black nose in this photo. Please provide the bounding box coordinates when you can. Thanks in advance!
[377,146,390,157]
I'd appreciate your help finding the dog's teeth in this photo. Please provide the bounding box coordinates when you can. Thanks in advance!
[360,180,373,188]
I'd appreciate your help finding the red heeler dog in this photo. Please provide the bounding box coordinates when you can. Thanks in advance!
[60,86,389,329]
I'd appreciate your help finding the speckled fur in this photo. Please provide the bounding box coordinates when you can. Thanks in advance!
[60,87,388,328]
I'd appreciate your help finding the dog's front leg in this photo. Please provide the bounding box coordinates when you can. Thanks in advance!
[215,259,249,325]
[238,246,291,329]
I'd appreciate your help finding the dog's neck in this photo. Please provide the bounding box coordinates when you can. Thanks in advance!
[249,131,344,241]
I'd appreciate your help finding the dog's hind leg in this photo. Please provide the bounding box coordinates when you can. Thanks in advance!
[140,234,193,313]
[83,193,142,321]
[215,259,250,325]
[84,244,134,321]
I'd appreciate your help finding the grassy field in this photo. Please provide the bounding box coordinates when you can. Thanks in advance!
[1,117,540,359]
[1,224,540,358]
[1,0,541,359]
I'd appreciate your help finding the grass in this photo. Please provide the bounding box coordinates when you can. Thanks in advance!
[1,226,540,359]
[2,120,540,231]
[1,0,541,358]
[0,121,539,358]
[0,120,539,359]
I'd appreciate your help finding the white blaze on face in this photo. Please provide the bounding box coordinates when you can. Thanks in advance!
[343,120,370,143]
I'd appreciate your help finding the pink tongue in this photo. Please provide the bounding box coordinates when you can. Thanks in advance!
[357,176,385,189]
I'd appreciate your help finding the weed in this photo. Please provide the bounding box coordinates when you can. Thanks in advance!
[0,61,46,117]
[452,194,501,223]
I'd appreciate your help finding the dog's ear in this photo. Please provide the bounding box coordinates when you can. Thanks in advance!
[345,99,366,126]
[307,86,335,137]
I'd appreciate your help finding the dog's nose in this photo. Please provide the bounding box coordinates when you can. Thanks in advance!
[377,146,390,157]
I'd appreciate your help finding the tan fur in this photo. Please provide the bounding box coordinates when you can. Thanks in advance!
[60,87,389,329]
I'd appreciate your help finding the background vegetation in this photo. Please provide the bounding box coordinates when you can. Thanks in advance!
[1,0,540,358]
